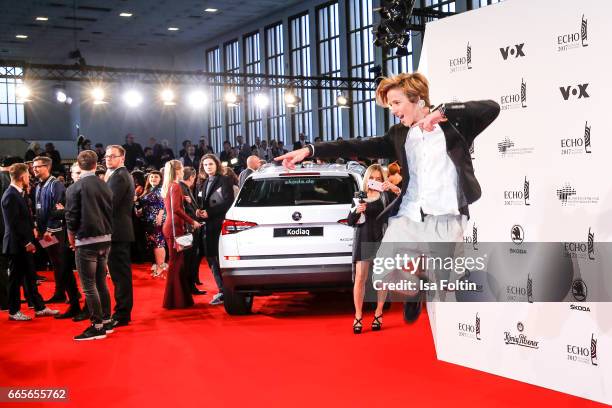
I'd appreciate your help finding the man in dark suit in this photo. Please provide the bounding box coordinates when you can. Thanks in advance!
[0,157,21,311]
[104,145,135,327]
[122,133,144,171]
[2,163,59,320]
[292,133,307,151]
[238,155,262,188]
[277,72,500,325]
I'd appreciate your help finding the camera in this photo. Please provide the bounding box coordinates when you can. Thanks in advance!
[354,191,367,203]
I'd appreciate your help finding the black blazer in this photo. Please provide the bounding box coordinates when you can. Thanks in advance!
[195,175,234,257]
[2,185,35,255]
[179,181,198,220]
[314,100,500,218]
[107,167,135,242]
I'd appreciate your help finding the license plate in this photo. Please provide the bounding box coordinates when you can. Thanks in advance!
[274,227,323,238]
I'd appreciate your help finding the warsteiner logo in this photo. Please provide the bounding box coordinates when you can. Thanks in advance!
[561,121,592,155]
[500,78,527,111]
[500,43,525,60]
[449,42,472,73]
[557,14,588,52]
[560,83,589,100]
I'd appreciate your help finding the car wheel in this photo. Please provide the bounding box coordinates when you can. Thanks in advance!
[223,288,253,315]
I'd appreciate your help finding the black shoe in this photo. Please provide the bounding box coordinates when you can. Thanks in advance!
[55,307,81,320]
[112,319,130,328]
[403,293,422,324]
[103,320,115,334]
[74,325,106,341]
[353,317,363,334]
[72,310,90,322]
[372,314,383,331]
[191,287,207,295]
[45,295,67,304]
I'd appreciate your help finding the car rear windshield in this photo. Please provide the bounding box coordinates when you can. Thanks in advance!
[235,176,357,207]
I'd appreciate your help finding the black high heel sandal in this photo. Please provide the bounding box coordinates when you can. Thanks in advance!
[372,314,383,331]
[353,317,363,334]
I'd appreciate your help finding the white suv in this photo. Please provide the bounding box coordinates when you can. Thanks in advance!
[219,162,365,315]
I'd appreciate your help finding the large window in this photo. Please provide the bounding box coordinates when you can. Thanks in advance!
[348,0,376,138]
[244,32,263,143]
[206,48,223,152]
[265,23,286,144]
[0,66,26,126]
[317,2,343,141]
[289,13,313,141]
[224,40,241,144]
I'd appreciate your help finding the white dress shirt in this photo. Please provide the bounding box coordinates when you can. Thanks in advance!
[397,124,460,222]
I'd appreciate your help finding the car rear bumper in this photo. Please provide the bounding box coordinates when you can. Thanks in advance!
[222,264,353,294]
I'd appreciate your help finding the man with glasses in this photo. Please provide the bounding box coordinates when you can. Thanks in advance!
[105,145,135,327]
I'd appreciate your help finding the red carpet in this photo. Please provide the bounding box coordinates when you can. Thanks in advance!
[0,264,605,407]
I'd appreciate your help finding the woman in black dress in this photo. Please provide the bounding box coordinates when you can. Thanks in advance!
[347,164,400,334]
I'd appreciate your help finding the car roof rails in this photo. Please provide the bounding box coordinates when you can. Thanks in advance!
[345,161,366,175]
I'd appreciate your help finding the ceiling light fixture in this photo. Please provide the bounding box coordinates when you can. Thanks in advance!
[187,90,208,109]
[160,89,176,106]
[123,89,143,108]
[91,87,106,105]
[16,85,32,102]
[15,35,28,39]
[36,17,49,21]
[119,12,133,17]
[168,27,179,31]
[204,8,218,12]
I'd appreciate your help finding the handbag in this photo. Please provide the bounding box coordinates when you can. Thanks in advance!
[170,184,193,252]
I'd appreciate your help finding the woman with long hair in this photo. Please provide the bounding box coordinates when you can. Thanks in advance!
[195,154,235,305]
[138,171,167,278]
[347,164,400,333]
[161,160,201,309]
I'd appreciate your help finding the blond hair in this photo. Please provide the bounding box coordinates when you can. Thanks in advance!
[361,164,387,192]
[161,160,182,198]
[375,72,430,108]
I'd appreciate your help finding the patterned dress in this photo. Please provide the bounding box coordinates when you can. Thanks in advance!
[139,186,166,249]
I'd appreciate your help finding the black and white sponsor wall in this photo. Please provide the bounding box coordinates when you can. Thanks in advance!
[419,0,610,403]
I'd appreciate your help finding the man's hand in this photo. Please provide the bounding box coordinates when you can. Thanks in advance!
[184,195,192,204]
[192,221,202,229]
[415,110,444,132]
[43,231,54,242]
[196,209,208,219]
[68,232,76,250]
[274,147,310,169]
[55,203,64,210]
[25,242,36,253]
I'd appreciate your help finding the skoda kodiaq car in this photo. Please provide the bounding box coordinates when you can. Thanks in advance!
[219,162,364,315]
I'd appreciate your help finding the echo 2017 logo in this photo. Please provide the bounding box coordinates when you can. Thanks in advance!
[557,14,588,52]
[500,78,527,110]
[500,43,525,60]
[561,121,592,155]
[449,42,472,73]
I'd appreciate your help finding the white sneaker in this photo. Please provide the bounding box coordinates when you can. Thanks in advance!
[209,293,224,305]
[9,311,32,321]
[35,307,60,317]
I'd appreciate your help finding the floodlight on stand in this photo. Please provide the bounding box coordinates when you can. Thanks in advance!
[254,93,270,108]
[160,88,176,106]
[284,90,301,108]
[336,93,351,108]
[123,89,143,108]
[188,90,208,109]
[16,84,31,102]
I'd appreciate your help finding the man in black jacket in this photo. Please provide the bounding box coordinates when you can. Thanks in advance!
[105,145,135,327]
[2,163,59,320]
[277,72,500,324]
[122,133,144,171]
[66,150,114,340]
[180,167,206,295]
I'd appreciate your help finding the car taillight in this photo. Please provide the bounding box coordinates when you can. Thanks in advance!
[224,256,241,261]
[221,219,258,235]
[337,219,349,225]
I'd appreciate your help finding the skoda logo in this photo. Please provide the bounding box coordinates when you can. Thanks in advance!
[292,211,302,221]
[571,279,587,302]
[517,322,524,332]
[511,225,524,244]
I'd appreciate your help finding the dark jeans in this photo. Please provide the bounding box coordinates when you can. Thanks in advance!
[0,255,8,309]
[185,231,201,286]
[7,251,45,315]
[206,256,223,293]
[108,241,133,322]
[75,243,111,324]
[43,230,66,298]
[60,232,82,308]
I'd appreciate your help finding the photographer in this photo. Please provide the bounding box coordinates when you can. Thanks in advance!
[347,164,399,334]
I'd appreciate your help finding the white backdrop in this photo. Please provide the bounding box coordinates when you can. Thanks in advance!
[419,0,611,404]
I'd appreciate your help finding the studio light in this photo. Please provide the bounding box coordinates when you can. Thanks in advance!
[160,88,176,106]
[16,84,31,102]
[254,93,270,108]
[224,91,242,107]
[123,89,143,108]
[204,8,218,13]
[188,90,208,109]
[91,87,106,105]
[336,93,351,108]
[284,90,301,108]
